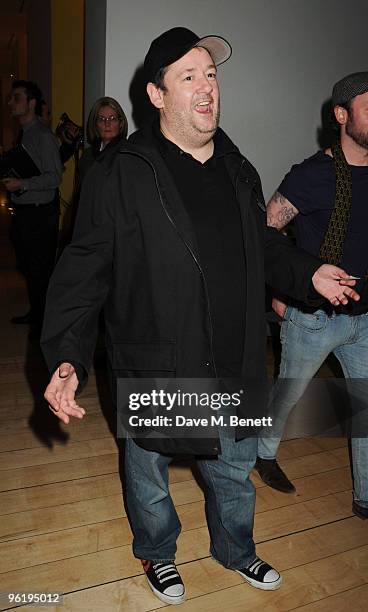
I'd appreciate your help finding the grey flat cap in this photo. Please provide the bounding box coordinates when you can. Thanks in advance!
[332,71,368,106]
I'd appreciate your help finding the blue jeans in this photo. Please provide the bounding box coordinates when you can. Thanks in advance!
[124,413,257,569]
[258,306,368,507]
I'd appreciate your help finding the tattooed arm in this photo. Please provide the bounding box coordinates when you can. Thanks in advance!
[266,191,299,318]
[266,192,358,311]
[266,191,299,230]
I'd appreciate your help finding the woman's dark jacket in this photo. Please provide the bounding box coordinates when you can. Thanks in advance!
[41,123,322,455]
[78,136,125,187]
[63,137,126,246]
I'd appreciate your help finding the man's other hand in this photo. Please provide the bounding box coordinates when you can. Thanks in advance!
[312,264,360,306]
[272,297,288,320]
[2,178,23,192]
[44,362,85,424]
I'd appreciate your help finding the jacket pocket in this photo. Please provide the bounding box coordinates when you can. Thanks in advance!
[112,341,176,371]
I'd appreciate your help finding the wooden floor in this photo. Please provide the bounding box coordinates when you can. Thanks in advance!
[0,205,367,611]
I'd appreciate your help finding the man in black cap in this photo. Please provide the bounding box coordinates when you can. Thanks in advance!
[256,72,368,518]
[41,32,359,605]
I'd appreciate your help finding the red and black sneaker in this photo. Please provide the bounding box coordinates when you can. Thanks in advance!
[142,559,186,605]
[236,556,282,590]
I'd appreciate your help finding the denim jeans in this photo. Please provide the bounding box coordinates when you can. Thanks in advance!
[124,411,257,569]
[258,306,368,507]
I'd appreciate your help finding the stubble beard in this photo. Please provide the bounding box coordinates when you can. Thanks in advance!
[346,116,368,150]
[165,101,220,148]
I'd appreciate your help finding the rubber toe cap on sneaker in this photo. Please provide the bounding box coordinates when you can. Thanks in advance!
[264,568,281,583]
[164,584,185,597]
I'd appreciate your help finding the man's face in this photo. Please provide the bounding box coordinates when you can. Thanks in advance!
[157,47,220,146]
[8,87,32,118]
[345,91,368,150]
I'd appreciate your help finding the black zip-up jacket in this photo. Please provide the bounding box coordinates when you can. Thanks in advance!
[41,123,322,455]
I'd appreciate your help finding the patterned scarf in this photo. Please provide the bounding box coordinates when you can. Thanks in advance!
[318,142,352,265]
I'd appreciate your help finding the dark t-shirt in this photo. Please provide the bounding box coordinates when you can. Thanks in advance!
[279,150,368,300]
[156,128,246,377]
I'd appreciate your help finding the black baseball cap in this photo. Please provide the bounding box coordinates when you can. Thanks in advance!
[144,27,232,84]
[332,71,368,107]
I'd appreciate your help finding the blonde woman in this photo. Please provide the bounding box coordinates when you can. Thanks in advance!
[79,96,128,183]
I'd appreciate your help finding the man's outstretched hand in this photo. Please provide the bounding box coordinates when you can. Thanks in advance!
[44,362,85,424]
[312,264,360,306]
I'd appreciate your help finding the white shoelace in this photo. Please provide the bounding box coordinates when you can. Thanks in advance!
[247,557,267,575]
[153,563,179,584]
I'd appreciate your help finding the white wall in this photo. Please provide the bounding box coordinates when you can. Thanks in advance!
[84,0,107,127]
[86,0,368,198]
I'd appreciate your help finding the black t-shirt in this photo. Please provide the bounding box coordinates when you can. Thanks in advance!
[279,150,368,301]
[156,128,246,377]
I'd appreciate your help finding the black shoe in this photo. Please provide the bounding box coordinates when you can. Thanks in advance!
[352,500,368,520]
[236,556,282,590]
[142,560,186,605]
[255,457,296,493]
[11,312,31,325]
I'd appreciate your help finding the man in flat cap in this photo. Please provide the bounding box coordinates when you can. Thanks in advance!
[41,31,359,604]
[256,72,368,516]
